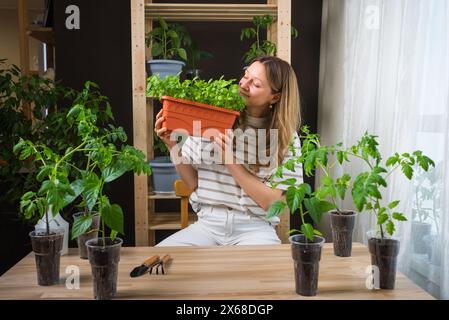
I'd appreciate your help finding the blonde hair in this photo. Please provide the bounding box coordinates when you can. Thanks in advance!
[233,56,301,172]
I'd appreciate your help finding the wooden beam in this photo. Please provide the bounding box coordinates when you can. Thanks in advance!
[276,0,291,63]
[18,0,31,120]
[131,0,149,246]
[145,3,278,21]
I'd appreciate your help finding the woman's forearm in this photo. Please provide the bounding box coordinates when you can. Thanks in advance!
[169,145,198,191]
[173,163,198,191]
[225,163,283,211]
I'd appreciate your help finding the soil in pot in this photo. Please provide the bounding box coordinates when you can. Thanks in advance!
[368,236,400,289]
[329,211,356,257]
[86,237,123,300]
[29,229,64,286]
[290,234,325,296]
[73,212,101,259]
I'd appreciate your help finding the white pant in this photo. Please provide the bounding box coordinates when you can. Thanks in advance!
[156,205,281,246]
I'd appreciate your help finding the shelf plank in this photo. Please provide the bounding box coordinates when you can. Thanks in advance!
[148,193,180,200]
[26,26,55,45]
[148,212,196,230]
[145,3,277,21]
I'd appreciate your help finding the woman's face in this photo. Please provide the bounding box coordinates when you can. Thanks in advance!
[238,61,279,115]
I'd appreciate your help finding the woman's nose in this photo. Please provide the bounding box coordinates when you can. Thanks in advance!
[239,78,249,90]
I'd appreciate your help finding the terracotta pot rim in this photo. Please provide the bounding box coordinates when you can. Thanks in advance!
[161,96,241,116]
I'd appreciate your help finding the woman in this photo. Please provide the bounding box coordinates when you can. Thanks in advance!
[154,56,303,246]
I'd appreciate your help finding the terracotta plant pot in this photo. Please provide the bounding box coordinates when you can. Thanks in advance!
[161,96,240,138]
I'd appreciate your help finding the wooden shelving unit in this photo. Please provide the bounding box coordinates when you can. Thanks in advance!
[26,26,55,45]
[17,0,55,120]
[131,0,292,246]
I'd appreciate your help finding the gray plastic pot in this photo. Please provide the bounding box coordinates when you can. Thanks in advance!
[146,59,185,79]
[148,156,180,194]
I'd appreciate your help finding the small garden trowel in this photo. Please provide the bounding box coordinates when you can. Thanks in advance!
[130,254,160,278]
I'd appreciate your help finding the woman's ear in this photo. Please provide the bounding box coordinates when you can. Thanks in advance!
[270,93,281,105]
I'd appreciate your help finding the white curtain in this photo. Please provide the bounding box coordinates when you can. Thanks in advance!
[317,0,449,299]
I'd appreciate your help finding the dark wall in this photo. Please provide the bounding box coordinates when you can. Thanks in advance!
[54,0,135,245]
[53,0,322,244]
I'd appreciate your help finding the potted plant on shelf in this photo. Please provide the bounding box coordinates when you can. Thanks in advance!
[145,17,190,78]
[146,74,245,138]
[240,15,299,64]
[148,134,180,194]
[266,135,334,296]
[298,126,356,257]
[347,132,434,289]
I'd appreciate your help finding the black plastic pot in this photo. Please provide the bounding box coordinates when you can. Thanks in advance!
[329,211,356,257]
[411,221,431,254]
[29,229,64,286]
[86,237,123,300]
[290,234,325,296]
[73,212,100,259]
[368,236,400,289]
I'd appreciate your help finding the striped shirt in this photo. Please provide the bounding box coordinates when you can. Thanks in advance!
[179,115,303,224]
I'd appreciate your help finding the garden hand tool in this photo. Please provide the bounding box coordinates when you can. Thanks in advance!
[149,254,172,275]
[129,254,160,278]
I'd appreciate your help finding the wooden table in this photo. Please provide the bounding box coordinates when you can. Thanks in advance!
[0,243,433,300]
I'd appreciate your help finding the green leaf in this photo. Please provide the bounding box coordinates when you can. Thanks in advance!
[401,163,413,180]
[177,48,187,61]
[377,212,389,225]
[110,230,118,241]
[304,197,335,225]
[301,223,315,241]
[266,200,286,219]
[101,204,124,235]
[336,151,344,165]
[388,200,400,209]
[392,212,407,221]
[81,172,100,212]
[352,172,369,211]
[71,214,93,240]
[36,165,53,182]
[102,161,129,183]
[63,179,84,207]
[286,187,302,213]
[386,220,395,236]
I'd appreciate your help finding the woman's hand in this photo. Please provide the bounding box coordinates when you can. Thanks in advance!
[214,130,235,165]
[154,109,177,150]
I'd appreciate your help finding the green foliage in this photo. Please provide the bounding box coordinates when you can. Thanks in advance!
[0,59,65,204]
[349,133,435,238]
[14,82,151,242]
[146,74,246,112]
[266,176,333,241]
[267,125,436,241]
[185,40,214,70]
[240,15,299,64]
[145,17,189,61]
